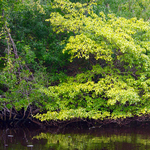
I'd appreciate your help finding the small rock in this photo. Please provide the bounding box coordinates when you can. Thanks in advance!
[27,145,34,147]
[8,135,13,137]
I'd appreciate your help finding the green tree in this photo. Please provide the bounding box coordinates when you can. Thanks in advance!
[35,0,150,122]
[0,0,49,124]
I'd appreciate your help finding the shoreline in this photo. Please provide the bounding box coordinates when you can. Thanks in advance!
[1,114,150,129]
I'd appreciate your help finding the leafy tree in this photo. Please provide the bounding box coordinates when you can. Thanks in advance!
[0,0,51,124]
[35,0,150,122]
[0,0,150,126]
[7,0,70,72]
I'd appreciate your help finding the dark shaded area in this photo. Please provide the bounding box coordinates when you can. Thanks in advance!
[1,111,150,131]
[0,127,47,150]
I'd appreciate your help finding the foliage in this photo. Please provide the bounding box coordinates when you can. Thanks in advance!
[0,0,53,121]
[0,54,46,110]
[117,0,150,21]
[94,0,150,21]
[0,0,150,125]
[35,0,150,121]
[7,0,70,72]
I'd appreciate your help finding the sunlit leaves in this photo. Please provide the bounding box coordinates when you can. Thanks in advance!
[35,108,110,121]
[35,0,150,121]
[48,0,150,71]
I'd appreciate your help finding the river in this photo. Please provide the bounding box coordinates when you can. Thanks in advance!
[1,126,150,150]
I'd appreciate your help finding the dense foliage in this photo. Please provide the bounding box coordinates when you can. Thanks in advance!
[0,0,150,126]
[35,0,150,122]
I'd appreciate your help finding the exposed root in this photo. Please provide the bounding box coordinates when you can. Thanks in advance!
[0,106,150,129]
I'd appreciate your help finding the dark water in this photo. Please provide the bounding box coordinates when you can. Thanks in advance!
[1,126,150,150]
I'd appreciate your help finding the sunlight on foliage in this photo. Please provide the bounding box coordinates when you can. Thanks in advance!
[35,0,150,121]
[1,0,150,124]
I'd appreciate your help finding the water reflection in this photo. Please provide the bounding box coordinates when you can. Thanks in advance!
[0,128,46,150]
[0,127,150,150]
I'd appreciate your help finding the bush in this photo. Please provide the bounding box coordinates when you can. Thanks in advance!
[35,0,150,121]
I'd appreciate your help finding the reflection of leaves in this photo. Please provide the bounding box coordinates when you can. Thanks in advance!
[34,133,95,150]
[33,132,150,150]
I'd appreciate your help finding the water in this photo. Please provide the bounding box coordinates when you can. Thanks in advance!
[1,126,150,150]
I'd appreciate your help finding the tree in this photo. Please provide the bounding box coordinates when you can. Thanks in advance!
[0,0,47,125]
[35,0,150,122]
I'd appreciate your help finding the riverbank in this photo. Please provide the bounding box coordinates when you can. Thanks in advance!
[1,114,150,129]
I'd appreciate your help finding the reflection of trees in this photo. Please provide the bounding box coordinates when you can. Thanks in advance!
[34,132,150,150]
[0,128,150,150]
